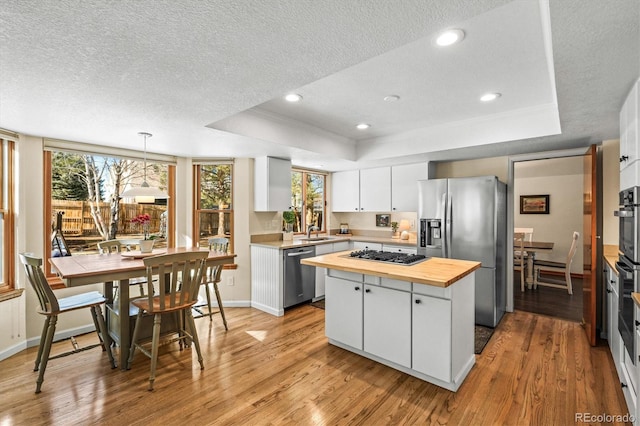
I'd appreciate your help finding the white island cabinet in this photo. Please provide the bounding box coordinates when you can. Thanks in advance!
[303,251,479,392]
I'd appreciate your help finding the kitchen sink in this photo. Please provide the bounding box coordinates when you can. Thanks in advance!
[300,237,332,242]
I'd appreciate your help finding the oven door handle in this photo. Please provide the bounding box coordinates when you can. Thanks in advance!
[616,261,634,280]
[615,210,634,217]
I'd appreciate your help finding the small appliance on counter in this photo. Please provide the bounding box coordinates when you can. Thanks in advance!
[339,223,350,235]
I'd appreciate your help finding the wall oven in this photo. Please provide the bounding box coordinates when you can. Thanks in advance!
[617,186,640,263]
[616,186,640,367]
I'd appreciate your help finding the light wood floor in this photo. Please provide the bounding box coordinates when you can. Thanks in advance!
[0,306,630,425]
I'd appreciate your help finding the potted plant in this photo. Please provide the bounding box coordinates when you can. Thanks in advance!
[391,221,399,238]
[131,213,155,253]
[282,210,296,241]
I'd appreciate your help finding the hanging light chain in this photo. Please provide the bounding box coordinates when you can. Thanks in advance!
[138,132,152,185]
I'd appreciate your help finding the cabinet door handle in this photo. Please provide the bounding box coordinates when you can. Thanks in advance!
[415,299,422,304]
[606,288,612,294]
[620,155,629,162]
[611,280,616,284]
[635,320,640,327]
[365,288,371,293]
[354,286,360,291]
[622,382,628,389]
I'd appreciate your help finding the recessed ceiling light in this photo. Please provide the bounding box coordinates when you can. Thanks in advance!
[383,95,400,102]
[480,92,501,102]
[356,123,370,130]
[284,93,303,102]
[435,29,465,47]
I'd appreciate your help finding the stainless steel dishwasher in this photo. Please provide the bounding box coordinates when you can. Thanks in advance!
[283,246,316,308]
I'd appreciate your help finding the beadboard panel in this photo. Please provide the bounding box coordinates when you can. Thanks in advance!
[251,246,284,316]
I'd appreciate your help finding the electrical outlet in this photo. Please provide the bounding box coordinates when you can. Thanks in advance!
[410,220,415,229]
[227,276,235,286]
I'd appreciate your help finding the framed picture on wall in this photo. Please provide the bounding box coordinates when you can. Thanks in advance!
[376,214,390,227]
[520,194,549,214]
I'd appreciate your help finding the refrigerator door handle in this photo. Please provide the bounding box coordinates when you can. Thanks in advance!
[445,193,452,258]
[440,193,447,257]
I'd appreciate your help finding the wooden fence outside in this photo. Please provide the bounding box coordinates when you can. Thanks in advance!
[51,200,166,237]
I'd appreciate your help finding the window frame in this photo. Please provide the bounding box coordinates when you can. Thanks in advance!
[0,139,17,300]
[291,168,327,234]
[44,150,176,287]
[192,163,235,255]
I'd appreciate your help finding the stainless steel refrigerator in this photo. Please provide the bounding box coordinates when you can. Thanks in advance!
[417,176,506,327]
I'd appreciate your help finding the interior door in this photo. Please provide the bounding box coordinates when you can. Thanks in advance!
[583,144,598,346]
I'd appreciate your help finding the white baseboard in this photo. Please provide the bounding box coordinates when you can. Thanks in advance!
[251,301,283,317]
[0,341,27,362]
[0,324,96,362]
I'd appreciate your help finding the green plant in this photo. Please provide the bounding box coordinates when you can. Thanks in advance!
[391,221,399,233]
[283,210,296,224]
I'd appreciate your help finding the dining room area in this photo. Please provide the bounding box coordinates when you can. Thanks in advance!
[512,156,584,322]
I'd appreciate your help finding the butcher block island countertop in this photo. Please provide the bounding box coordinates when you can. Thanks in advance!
[301,251,481,287]
[302,250,479,392]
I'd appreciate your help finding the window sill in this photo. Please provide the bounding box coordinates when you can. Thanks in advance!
[0,288,24,302]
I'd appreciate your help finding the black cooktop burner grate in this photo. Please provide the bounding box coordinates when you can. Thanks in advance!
[349,249,427,265]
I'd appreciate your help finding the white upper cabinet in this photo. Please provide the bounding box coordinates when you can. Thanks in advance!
[620,80,639,170]
[391,163,427,212]
[620,79,640,189]
[360,167,391,212]
[254,156,292,212]
[331,169,360,212]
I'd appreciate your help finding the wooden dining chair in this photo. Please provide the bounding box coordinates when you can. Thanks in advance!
[513,232,526,292]
[97,239,146,297]
[20,253,116,393]
[193,237,229,329]
[533,231,580,295]
[514,227,534,243]
[126,251,208,391]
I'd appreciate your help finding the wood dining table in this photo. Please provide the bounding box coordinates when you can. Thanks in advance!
[522,241,554,288]
[49,247,236,369]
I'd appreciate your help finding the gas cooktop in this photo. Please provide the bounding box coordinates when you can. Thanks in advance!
[348,249,428,265]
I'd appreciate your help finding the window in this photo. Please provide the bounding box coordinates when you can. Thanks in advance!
[0,139,15,296]
[290,169,326,233]
[193,164,234,252]
[44,149,174,281]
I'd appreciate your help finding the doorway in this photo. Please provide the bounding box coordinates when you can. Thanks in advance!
[512,156,584,321]
[507,148,592,322]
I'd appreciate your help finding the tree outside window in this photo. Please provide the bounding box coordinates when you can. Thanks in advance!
[289,170,325,233]
[194,164,233,251]
[46,150,170,274]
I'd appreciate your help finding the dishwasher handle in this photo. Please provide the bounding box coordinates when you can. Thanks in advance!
[287,250,314,257]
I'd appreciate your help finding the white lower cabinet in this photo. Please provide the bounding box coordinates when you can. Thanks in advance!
[412,294,452,381]
[324,269,475,391]
[605,264,622,378]
[363,284,411,368]
[325,275,363,350]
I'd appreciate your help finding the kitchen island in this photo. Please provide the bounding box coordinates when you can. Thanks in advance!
[301,251,481,392]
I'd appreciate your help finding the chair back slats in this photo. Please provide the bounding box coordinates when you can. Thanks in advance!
[142,251,208,314]
[566,231,580,266]
[208,237,229,254]
[206,237,229,283]
[20,253,59,313]
[97,240,122,254]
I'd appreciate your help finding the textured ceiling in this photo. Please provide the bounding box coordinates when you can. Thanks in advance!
[0,0,638,171]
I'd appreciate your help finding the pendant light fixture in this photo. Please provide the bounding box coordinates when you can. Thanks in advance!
[120,132,169,203]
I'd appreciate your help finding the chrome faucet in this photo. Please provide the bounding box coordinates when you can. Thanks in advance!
[307,225,319,239]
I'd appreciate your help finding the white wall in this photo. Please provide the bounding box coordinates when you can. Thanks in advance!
[434,156,509,183]
[514,157,583,273]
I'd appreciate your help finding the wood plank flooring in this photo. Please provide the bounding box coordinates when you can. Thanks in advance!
[0,306,630,425]
[514,273,583,322]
